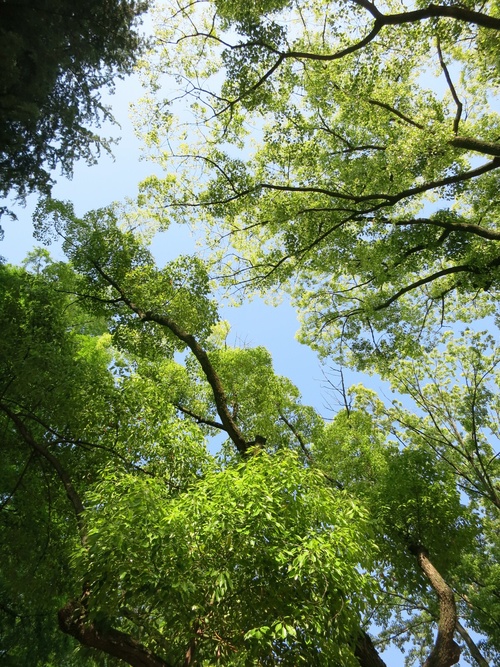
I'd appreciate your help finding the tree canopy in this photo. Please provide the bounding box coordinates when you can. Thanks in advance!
[136,0,500,366]
[2,0,500,666]
[0,0,148,204]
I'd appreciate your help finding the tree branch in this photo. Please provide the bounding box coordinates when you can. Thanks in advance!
[0,402,86,536]
[90,261,250,454]
[373,264,476,311]
[58,599,172,667]
[455,620,489,667]
[381,3,500,31]
[393,217,500,242]
[175,403,226,431]
[436,38,462,135]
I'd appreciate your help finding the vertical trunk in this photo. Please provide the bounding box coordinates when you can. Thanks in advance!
[355,629,388,667]
[410,545,461,667]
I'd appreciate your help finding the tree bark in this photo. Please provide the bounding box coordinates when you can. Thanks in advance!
[58,599,172,667]
[455,621,490,667]
[354,630,388,667]
[410,545,461,667]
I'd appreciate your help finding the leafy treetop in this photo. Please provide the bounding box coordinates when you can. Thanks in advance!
[0,0,148,205]
[136,0,500,368]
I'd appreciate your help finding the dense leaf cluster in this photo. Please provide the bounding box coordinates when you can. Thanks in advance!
[2,0,500,666]
[0,0,148,202]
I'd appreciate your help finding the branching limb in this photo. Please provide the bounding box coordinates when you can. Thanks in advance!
[392,218,500,242]
[279,412,344,489]
[455,620,489,667]
[90,260,251,454]
[436,38,463,134]
[0,451,35,511]
[58,599,172,667]
[175,403,226,431]
[372,251,500,313]
[0,402,86,537]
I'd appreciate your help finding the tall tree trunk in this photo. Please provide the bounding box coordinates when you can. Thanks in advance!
[410,545,461,667]
[355,629,388,667]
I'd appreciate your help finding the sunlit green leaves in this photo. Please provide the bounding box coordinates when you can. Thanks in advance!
[137,0,500,368]
[79,449,377,665]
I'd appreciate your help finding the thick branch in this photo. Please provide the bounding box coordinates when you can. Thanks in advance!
[91,262,250,454]
[374,264,476,310]
[0,402,86,535]
[141,313,249,453]
[410,545,461,667]
[394,217,500,242]
[373,248,500,311]
[58,600,172,667]
[260,2,500,71]
[351,0,500,29]
[386,158,500,204]
[450,137,500,157]
[381,3,500,30]
[455,621,489,667]
[354,630,388,667]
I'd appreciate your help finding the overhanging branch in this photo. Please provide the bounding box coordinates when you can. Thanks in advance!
[58,599,172,667]
[90,261,251,454]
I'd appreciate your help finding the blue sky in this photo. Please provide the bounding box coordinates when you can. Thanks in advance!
[1,67,391,417]
[0,20,460,666]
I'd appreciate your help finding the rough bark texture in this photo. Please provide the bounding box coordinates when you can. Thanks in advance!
[58,600,172,667]
[410,545,461,667]
[355,630,388,667]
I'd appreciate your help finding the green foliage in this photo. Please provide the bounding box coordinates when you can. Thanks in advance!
[3,216,500,665]
[0,0,149,203]
[78,450,376,665]
[183,343,324,450]
[2,244,380,665]
[34,197,219,353]
[5,0,500,664]
[0,261,115,663]
[137,0,500,368]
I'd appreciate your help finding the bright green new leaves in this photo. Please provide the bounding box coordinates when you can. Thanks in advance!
[312,329,500,662]
[79,450,376,666]
[380,328,500,511]
[34,197,218,355]
[137,0,500,367]
[5,224,387,664]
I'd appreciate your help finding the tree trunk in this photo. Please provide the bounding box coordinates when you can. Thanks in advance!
[410,545,461,667]
[355,630,388,667]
